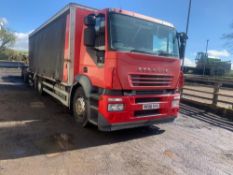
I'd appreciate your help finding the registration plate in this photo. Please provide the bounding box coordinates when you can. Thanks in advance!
[142,103,160,110]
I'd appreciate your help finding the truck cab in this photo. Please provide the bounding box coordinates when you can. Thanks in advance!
[77,8,186,130]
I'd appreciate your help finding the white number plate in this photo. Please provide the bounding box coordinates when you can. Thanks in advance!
[142,103,160,110]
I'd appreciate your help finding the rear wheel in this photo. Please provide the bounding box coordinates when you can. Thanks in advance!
[37,80,43,95]
[72,87,89,127]
[22,69,29,83]
[35,77,43,95]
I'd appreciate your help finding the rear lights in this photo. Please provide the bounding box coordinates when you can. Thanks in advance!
[108,104,124,112]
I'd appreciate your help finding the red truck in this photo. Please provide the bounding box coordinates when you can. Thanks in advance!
[27,3,187,131]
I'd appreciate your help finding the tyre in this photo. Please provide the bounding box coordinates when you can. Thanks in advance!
[28,74,34,87]
[72,87,89,127]
[34,77,38,90]
[23,72,29,84]
[35,77,43,95]
[21,68,28,82]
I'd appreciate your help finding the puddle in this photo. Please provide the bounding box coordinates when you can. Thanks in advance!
[14,148,27,156]
[33,133,75,156]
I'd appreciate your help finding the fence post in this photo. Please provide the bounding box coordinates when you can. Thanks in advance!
[212,82,221,107]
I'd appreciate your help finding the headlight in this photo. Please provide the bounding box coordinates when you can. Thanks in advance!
[108,98,123,102]
[172,99,180,108]
[108,104,124,111]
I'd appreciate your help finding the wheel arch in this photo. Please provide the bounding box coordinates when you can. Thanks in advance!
[69,75,92,109]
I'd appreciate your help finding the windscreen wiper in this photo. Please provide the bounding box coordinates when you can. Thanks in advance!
[130,49,152,55]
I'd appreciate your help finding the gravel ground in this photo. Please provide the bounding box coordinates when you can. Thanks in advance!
[0,68,233,175]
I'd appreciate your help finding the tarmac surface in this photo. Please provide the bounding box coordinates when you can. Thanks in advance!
[0,68,233,175]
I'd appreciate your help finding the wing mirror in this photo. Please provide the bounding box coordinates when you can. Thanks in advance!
[84,14,96,26]
[177,32,188,59]
[84,14,96,47]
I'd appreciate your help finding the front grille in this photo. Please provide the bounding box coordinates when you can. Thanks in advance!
[123,89,175,96]
[134,109,160,117]
[130,74,173,87]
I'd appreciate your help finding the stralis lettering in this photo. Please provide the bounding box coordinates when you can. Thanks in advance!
[138,67,169,73]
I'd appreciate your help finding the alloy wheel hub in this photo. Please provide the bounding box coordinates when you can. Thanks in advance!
[75,97,85,116]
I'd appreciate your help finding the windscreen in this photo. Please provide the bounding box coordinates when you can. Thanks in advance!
[109,13,179,58]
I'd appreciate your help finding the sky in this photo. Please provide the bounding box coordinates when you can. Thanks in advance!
[0,0,232,67]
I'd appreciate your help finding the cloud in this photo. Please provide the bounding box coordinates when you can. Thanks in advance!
[208,49,231,58]
[12,30,33,51]
[0,17,32,51]
[0,17,8,26]
[184,57,196,67]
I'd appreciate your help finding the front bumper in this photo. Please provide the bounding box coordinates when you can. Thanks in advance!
[97,93,180,131]
[98,114,176,131]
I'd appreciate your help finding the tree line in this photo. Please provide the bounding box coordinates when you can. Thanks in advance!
[0,18,28,63]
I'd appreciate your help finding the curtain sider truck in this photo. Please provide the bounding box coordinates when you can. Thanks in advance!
[27,3,187,131]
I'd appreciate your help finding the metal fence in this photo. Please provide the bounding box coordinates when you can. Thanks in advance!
[182,75,233,110]
[0,61,27,68]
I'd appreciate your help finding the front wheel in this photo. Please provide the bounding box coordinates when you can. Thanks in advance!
[72,87,89,127]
